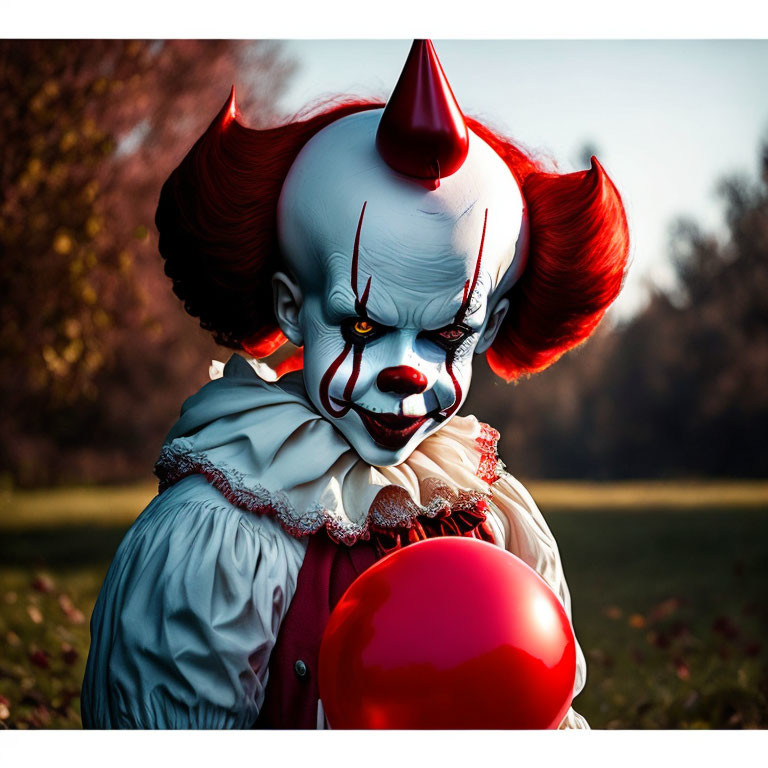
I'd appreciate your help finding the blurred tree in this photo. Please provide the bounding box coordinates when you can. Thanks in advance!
[0,41,295,486]
[467,144,768,479]
[593,148,768,478]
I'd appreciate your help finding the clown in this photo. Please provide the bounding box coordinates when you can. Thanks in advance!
[82,41,629,729]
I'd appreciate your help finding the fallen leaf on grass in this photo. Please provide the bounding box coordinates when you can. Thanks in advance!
[628,613,646,629]
[32,574,55,594]
[58,594,85,624]
[674,657,690,680]
[603,605,622,620]
[6,631,21,647]
[29,650,50,670]
[29,705,52,728]
[4,591,18,605]
[648,598,680,624]
[26,605,43,624]
[737,667,749,687]
[58,594,74,613]
[61,643,78,666]
[0,695,10,721]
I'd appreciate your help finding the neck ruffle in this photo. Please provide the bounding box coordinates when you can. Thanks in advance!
[155,355,501,547]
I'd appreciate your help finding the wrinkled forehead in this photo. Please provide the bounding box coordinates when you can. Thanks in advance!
[277,109,527,325]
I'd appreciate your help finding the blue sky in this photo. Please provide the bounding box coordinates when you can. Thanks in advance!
[274,40,768,319]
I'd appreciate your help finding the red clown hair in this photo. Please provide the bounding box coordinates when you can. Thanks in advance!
[156,90,629,382]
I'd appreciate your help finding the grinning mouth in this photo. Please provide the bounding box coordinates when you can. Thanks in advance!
[331,399,437,450]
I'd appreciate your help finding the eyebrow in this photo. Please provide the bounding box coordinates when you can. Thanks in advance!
[326,266,491,326]
[325,277,399,327]
[326,283,357,319]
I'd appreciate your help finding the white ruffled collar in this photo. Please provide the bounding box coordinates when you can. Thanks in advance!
[155,354,501,545]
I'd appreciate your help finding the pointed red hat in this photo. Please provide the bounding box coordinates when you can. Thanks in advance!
[376,39,469,185]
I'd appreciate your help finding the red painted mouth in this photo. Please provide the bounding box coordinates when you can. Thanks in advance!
[333,400,432,450]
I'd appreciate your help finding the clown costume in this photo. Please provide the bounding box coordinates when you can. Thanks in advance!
[82,40,629,729]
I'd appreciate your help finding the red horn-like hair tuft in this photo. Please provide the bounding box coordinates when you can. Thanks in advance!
[376,39,468,186]
[155,95,383,353]
[216,85,238,129]
[486,157,630,381]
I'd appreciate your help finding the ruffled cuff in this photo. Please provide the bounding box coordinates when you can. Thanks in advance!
[558,707,590,730]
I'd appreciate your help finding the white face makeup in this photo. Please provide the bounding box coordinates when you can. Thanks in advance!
[276,109,527,467]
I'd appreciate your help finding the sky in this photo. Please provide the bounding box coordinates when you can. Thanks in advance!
[273,40,768,319]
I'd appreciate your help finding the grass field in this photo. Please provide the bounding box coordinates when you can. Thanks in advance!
[1,481,767,729]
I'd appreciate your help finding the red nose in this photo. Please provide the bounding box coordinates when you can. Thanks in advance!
[377,366,428,395]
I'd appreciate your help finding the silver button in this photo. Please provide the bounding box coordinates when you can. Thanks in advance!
[294,659,308,679]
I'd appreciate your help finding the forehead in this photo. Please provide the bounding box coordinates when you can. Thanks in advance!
[277,109,526,323]
[322,208,492,328]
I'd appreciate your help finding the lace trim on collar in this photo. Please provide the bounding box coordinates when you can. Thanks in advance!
[155,444,495,546]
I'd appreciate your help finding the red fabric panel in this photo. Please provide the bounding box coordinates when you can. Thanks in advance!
[254,531,377,729]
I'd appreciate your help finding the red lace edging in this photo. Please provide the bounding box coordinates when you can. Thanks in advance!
[370,496,496,558]
[475,422,501,485]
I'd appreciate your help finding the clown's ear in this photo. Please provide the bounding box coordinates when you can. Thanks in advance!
[271,272,304,348]
[486,158,629,382]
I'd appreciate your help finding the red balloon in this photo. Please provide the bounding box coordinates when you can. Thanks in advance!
[318,537,576,729]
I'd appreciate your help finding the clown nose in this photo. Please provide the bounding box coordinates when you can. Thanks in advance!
[318,537,577,729]
[377,365,428,395]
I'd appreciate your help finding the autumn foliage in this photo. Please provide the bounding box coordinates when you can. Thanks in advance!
[0,40,294,486]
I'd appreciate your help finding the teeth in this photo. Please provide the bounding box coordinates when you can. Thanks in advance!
[402,395,427,417]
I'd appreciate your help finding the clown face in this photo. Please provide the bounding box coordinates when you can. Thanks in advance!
[275,110,527,466]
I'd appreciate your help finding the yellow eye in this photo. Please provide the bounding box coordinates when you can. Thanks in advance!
[354,320,374,335]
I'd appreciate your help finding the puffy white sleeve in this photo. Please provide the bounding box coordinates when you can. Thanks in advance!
[81,474,307,729]
[484,471,590,730]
